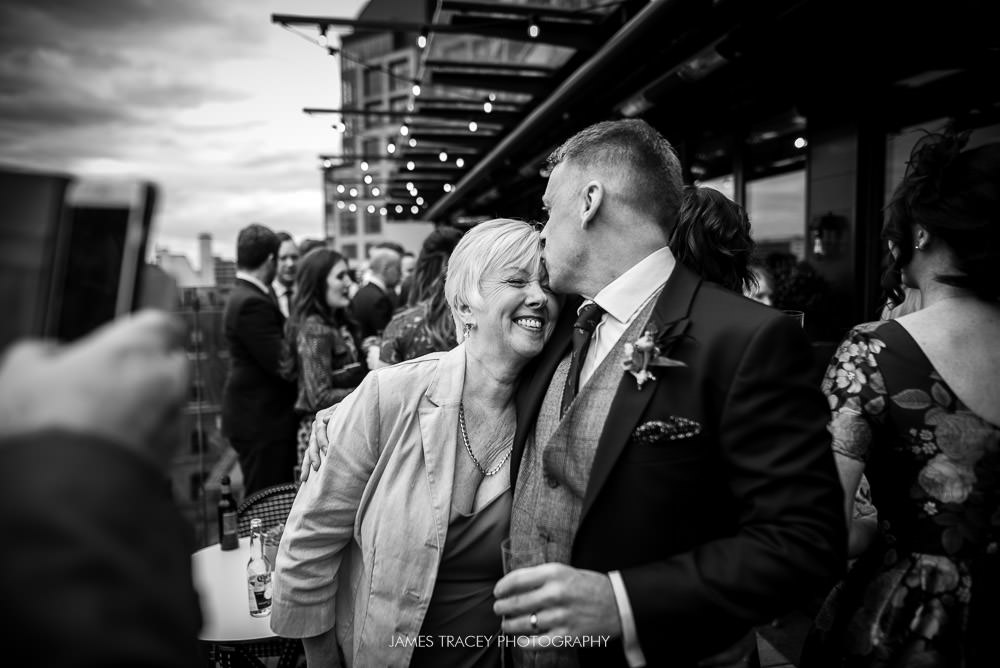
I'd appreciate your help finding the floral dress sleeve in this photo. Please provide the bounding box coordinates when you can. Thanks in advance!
[820,324,889,464]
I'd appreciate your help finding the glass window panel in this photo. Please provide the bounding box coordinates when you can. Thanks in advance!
[746,170,806,259]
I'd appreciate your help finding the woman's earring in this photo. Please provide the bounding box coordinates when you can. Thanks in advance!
[462,322,474,340]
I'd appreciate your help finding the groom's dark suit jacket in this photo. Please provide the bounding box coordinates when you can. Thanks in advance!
[513,263,845,667]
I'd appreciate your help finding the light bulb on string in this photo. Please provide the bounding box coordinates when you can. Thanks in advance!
[468,121,478,132]
[416,196,425,205]
[412,83,421,97]
[360,161,369,171]
[322,159,332,169]
[395,205,404,214]
[371,186,381,197]
[455,157,465,168]
[411,205,420,215]
[363,174,373,185]
[439,151,448,162]
[336,200,345,209]
[349,187,358,197]
[386,142,396,154]
[406,161,415,171]
[336,184,345,194]
[367,205,376,214]
[405,181,414,190]
[443,183,453,193]
[318,25,329,47]
[408,138,417,148]
[417,28,428,49]
[348,203,357,213]
[528,16,540,39]
[379,207,387,216]
[333,120,346,132]
[399,124,409,136]
[483,99,493,114]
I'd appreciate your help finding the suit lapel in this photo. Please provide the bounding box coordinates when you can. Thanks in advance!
[580,264,702,520]
[417,347,464,550]
[511,294,581,484]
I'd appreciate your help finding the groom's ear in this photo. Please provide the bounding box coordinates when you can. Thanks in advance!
[580,180,603,229]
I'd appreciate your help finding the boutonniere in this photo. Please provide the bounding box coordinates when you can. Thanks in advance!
[621,326,687,390]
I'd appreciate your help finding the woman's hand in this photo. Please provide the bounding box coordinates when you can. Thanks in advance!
[299,404,338,483]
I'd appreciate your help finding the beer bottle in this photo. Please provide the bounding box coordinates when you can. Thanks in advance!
[217,475,239,551]
[247,518,272,617]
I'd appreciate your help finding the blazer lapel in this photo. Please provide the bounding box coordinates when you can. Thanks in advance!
[580,263,702,520]
[417,347,465,551]
[511,294,581,484]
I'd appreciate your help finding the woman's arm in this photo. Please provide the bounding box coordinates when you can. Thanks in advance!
[270,370,382,640]
[834,453,877,557]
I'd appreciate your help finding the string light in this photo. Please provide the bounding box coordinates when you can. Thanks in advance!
[395,205,404,214]
[333,120,346,132]
[528,16,540,39]
[336,184,345,194]
[468,121,478,132]
[399,124,409,136]
[367,204,376,214]
[318,24,328,47]
[406,161,415,171]
[443,183,453,192]
[417,28,428,49]
[483,99,493,114]
[386,142,396,154]
[405,181,414,191]
[337,201,345,209]
[410,186,419,196]
[416,196,425,205]
[412,83,421,96]
[348,203,357,212]
[349,187,358,197]
[438,151,448,162]
[322,159,332,169]
[794,137,808,149]
[455,157,465,168]
[379,207,388,216]
[360,160,369,171]
[408,138,417,148]
[363,174,373,184]
[371,186,381,196]
[411,205,420,215]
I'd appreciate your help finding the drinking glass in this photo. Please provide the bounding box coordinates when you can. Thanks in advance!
[782,309,805,328]
[499,538,546,667]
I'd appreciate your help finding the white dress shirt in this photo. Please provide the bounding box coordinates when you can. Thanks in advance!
[579,245,676,668]
[272,280,293,318]
[236,271,270,297]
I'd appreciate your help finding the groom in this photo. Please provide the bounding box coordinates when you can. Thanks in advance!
[493,120,845,667]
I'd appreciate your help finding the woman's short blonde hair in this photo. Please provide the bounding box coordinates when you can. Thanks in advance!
[444,218,544,335]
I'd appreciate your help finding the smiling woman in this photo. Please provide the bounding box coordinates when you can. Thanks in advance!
[271,218,561,668]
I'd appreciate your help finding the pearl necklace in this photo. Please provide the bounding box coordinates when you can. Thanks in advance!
[458,402,513,477]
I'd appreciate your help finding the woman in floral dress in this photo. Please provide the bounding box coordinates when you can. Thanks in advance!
[802,131,1000,667]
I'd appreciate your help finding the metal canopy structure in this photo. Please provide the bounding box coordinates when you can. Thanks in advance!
[275,0,999,225]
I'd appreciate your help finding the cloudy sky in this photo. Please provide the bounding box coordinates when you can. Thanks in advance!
[0,0,366,263]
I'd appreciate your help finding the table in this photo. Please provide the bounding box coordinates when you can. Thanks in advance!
[192,537,275,643]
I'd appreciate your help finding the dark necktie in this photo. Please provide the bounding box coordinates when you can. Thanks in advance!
[561,302,606,417]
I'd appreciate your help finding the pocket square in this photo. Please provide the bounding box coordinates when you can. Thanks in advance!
[631,417,702,444]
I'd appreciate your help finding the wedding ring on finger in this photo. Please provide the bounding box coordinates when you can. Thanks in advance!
[529,612,540,633]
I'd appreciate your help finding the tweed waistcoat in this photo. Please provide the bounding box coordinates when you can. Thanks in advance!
[510,294,661,668]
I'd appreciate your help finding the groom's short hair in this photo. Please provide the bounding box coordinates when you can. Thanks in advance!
[547,119,683,234]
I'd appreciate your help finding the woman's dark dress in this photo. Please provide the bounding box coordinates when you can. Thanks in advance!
[803,320,1000,668]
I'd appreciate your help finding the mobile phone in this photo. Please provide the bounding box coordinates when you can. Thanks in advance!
[49,178,158,341]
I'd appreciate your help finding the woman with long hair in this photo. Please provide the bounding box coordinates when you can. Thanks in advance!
[802,131,1000,667]
[283,248,367,476]
[377,225,465,365]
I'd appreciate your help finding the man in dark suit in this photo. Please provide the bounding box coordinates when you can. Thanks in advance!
[350,246,401,339]
[222,224,297,495]
[0,311,202,668]
[493,120,845,667]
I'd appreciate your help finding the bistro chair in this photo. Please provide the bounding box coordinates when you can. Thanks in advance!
[236,483,299,537]
[208,483,303,668]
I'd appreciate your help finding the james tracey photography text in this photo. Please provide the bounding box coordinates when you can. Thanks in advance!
[389,635,612,649]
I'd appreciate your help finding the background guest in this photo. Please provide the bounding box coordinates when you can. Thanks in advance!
[670,185,757,294]
[350,246,401,339]
[271,231,300,319]
[222,223,298,495]
[802,131,1000,668]
[397,250,417,307]
[282,248,366,480]
[746,263,775,306]
[377,226,465,367]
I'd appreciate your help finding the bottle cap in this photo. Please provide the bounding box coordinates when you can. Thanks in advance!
[250,517,262,529]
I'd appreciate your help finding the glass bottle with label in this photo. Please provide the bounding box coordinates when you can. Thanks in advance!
[217,475,238,551]
[246,518,272,617]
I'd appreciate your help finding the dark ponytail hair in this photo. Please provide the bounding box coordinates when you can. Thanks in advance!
[882,129,1000,304]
